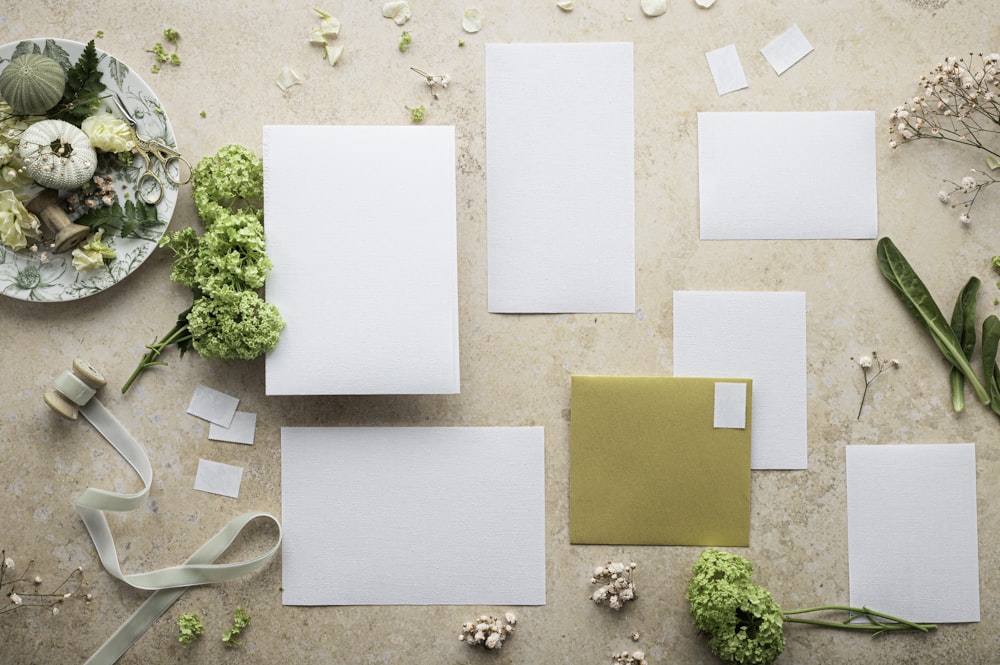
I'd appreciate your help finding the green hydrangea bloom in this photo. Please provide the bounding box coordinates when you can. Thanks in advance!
[177,612,204,647]
[187,288,284,360]
[158,226,200,288]
[192,210,272,295]
[687,549,786,665]
[191,144,264,225]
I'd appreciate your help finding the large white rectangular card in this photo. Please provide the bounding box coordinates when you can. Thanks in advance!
[486,43,635,313]
[847,444,980,623]
[698,111,877,239]
[673,291,807,469]
[281,427,546,605]
[263,125,459,395]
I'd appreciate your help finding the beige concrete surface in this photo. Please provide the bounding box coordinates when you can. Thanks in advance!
[1,1,998,663]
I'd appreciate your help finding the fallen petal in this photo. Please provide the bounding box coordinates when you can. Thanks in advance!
[276,67,302,91]
[640,0,667,17]
[383,1,412,25]
[557,0,574,9]
[462,8,483,33]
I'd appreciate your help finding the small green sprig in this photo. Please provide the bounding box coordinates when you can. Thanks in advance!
[177,612,204,647]
[398,30,412,52]
[148,28,182,73]
[406,104,425,123]
[221,606,251,648]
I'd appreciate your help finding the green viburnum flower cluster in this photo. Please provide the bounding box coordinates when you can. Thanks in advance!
[177,612,204,647]
[687,550,785,665]
[686,549,937,665]
[121,145,284,393]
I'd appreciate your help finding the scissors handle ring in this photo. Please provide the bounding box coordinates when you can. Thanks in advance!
[137,170,165,206]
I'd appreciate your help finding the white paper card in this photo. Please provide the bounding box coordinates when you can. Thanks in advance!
[698,111,877,239]
[281,427,546,605]
[186,385,239,428]
[193,459,243,499]
[847,444,980,623]
[674,291,807,469]
[264,125,460,395]
[713,382,748,429]
[705,44,748,95]
[485,43,635,313]
[760,24,814,75]
[209,411,257,445]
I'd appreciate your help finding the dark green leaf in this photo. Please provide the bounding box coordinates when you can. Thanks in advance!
[981,315,1000,417]
[51,39,106,125]
[11,41,40,60]
[42,39,72,71]
[876,236,990,405]
[948,276,980,412]
[74,199,161,239]
[107,57,129,88]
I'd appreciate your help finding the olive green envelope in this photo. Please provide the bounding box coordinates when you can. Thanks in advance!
[569,376,752,546]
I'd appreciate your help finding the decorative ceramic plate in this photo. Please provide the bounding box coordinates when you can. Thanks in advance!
[0,38,178,302]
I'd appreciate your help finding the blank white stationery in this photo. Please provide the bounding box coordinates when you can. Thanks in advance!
[674,291,807,469]
[186,384,239,428]
[847,444,980,623]
[193,459,243,499]
[208,411,257,445]
[705,44,748,95]
[698,111,877,239]
[760,24,814,75]
[281,427,546,605]
[263,125,459,395]
[485,43,635,313]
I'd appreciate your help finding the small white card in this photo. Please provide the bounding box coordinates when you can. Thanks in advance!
[760,24,813,75]
[705,44,748,95]
[847,444,980,623]
[698,111,877,240]
[485,42,635,313]
[193,459,243,499]
[208,411,257,445]
[186,385,239,428]
[713,382,748,429]
[674,291,807,469]
[264,125,460,395]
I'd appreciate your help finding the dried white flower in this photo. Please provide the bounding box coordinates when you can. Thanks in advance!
[459,612,516,650]
[3,557,13,570]
[590,561,638,610]
[9,593,22,606]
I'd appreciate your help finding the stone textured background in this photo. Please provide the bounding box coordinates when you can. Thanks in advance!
[1,1,997,663]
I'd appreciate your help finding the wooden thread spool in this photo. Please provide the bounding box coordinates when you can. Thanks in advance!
[26,188,90,253]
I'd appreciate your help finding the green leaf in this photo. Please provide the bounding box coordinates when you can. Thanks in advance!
[982,315,1000,418]
[51,39,106,125]
[107,57,129,88]
[876,237,990,405]
[987,155,1000,171]
[948,276,980,412]
[75,200,161,239]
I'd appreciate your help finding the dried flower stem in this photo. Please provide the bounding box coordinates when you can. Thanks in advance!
[0,550,86,615]
[852,352,900,420]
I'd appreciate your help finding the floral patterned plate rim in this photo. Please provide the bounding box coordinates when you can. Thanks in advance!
[0,38,177,302]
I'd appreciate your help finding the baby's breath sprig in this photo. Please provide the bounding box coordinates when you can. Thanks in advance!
[410,67,450,99]
[0,550,89,616]
[888,52,1000,224]
[590,561,637,610]
[458,612,516,650]
[851,351,900,420]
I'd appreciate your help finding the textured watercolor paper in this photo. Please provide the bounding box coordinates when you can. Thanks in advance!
[705,44,748,95]
[674,291,807,469]
[698,111,877,239]
[847,444,980,623]
[208,411,257,445]
[193,459,243,499]
[485,42,635,313]
[186,385,239,428]
[264,125,459,395]
[281,427,546,605]
[570,376,752,546]
[761,24,814,75]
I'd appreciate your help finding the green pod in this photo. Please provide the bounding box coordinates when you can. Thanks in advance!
[0,53,67,115]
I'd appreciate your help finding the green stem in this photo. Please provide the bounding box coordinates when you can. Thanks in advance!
[120,319,192,394]
[782,606,936,634]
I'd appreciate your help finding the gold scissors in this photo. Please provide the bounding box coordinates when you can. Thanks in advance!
[112,94,191,205]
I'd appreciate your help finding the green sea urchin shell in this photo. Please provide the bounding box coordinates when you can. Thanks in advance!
[0,53,67,115]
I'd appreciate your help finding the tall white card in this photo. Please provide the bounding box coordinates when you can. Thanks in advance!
[847,444,980,623]
[264,126,460,395]
[486,43,635,313]
[698,111,877,239]
[281,427,546,605]
[673,291,807,469]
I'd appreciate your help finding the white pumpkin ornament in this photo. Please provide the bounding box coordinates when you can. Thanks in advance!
[18,119,98,190]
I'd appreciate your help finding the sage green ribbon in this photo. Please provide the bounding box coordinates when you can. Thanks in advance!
[71,397,281,664]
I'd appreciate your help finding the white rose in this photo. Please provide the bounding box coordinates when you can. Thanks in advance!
[81,113,135,154]
[0,190,40,251]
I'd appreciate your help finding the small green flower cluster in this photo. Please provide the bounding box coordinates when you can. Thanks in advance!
[686,549,785,665]
[122,145,284,392]
[221,606,251,648]
[177,612,204,647]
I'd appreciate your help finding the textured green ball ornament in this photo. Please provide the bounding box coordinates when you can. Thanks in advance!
[0,53,67,115]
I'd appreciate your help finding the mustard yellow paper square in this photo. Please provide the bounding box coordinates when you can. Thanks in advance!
[569,376,752,546]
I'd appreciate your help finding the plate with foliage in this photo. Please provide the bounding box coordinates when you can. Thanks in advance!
[0,38,177,302]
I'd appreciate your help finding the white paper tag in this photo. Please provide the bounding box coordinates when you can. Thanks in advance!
[209,411,257,445]
[186,385,239,428]
[194,459,243,499]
